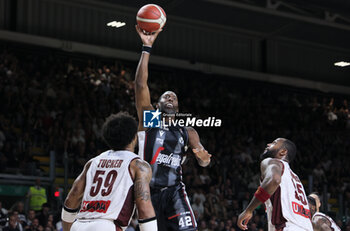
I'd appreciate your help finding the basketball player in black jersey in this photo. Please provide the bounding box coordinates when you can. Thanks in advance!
[135,25,212,231]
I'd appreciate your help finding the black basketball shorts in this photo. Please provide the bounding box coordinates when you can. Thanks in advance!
[150,183,197,231]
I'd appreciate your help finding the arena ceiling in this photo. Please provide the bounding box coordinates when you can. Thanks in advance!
[100,0,350,50]
[3,0,348,88]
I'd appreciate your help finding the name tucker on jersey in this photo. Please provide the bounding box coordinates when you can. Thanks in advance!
[97,159,123,168]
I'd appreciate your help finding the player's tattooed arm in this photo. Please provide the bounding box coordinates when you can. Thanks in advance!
[313,216,332,231]
[62,160,92,231]
[134,160,152,201]
[130,159,156,220]
[64,160,92,209]
[187,127,212,167]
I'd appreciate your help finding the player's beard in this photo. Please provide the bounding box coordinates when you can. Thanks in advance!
[260,148,277,160]
[160,104,177,115]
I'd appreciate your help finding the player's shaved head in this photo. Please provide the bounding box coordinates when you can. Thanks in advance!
[281,138,297,162]
[159,91,177,101]
[261,138,296,162]
[307,195,316,206]
[309,192,321,211]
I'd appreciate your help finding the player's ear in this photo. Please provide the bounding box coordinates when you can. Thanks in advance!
[156,102,160,109]
[130,134,138,150]
[279,148,288,158]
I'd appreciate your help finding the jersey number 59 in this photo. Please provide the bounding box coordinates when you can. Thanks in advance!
[90,170,118,197]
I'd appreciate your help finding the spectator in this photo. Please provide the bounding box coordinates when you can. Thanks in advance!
[25,218,42,231]
[313,163,326,183]
[192,198,204,220]
[193,188,206,205]
[0,201,9,227]
[3,213,21,231]
[0,46,349,230]
[37,203,50,227]
[27,179,47,212]
[11,202,27,227]
[25,210,36,227]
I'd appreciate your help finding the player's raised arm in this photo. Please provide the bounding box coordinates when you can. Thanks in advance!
[134,26,162,131]
[237,158,283,230]
[61,160,92,231]
[130,158,157,231]
[186,127,212,167]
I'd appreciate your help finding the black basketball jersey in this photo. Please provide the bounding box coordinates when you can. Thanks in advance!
[138,125,189,188]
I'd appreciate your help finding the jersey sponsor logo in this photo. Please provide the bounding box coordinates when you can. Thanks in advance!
[149,146,181,167]
[156,137,164,145]
[159,130,165,137]
[80,200,111,213]
[156,153,181,167]
[97,159,123,168]
[292,202,311,218]
[150,147,164,165]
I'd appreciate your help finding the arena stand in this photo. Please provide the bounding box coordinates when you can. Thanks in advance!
[0,43,349,231]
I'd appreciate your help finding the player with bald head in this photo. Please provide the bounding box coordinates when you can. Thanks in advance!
[308,193,341,231]
[238,138,313,231]
[134,26,212,231]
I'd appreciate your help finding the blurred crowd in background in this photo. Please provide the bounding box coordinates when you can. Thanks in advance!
[0,45,350,231]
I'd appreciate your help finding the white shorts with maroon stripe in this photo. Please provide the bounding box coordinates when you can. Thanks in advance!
[71,219,123,231]
[273,222,311,231]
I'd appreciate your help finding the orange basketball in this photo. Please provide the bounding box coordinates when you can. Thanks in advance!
[136,4,166,34]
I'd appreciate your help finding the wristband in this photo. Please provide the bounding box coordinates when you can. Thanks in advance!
[254,186,271,203]
[139,216,157,231]
[61,205,79,223]
[142,45,152,54]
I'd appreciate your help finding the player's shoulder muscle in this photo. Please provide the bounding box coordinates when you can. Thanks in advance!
[130,158,152,181]
[260,158,283,177]
[185,126,196,134]
[313,215,332,231]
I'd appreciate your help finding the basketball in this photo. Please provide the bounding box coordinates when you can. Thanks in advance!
[136,4,166,34]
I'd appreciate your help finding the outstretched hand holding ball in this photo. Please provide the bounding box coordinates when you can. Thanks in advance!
[135,25,162,47]
[136,4,166,35]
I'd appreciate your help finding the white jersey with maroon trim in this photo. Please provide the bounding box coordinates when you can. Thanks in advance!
[76,150,139,230]
[313,212,341,231]
[264,159,313,231]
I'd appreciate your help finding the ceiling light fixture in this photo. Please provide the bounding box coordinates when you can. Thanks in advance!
[334,61,350,67]
[107,21,126,28]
